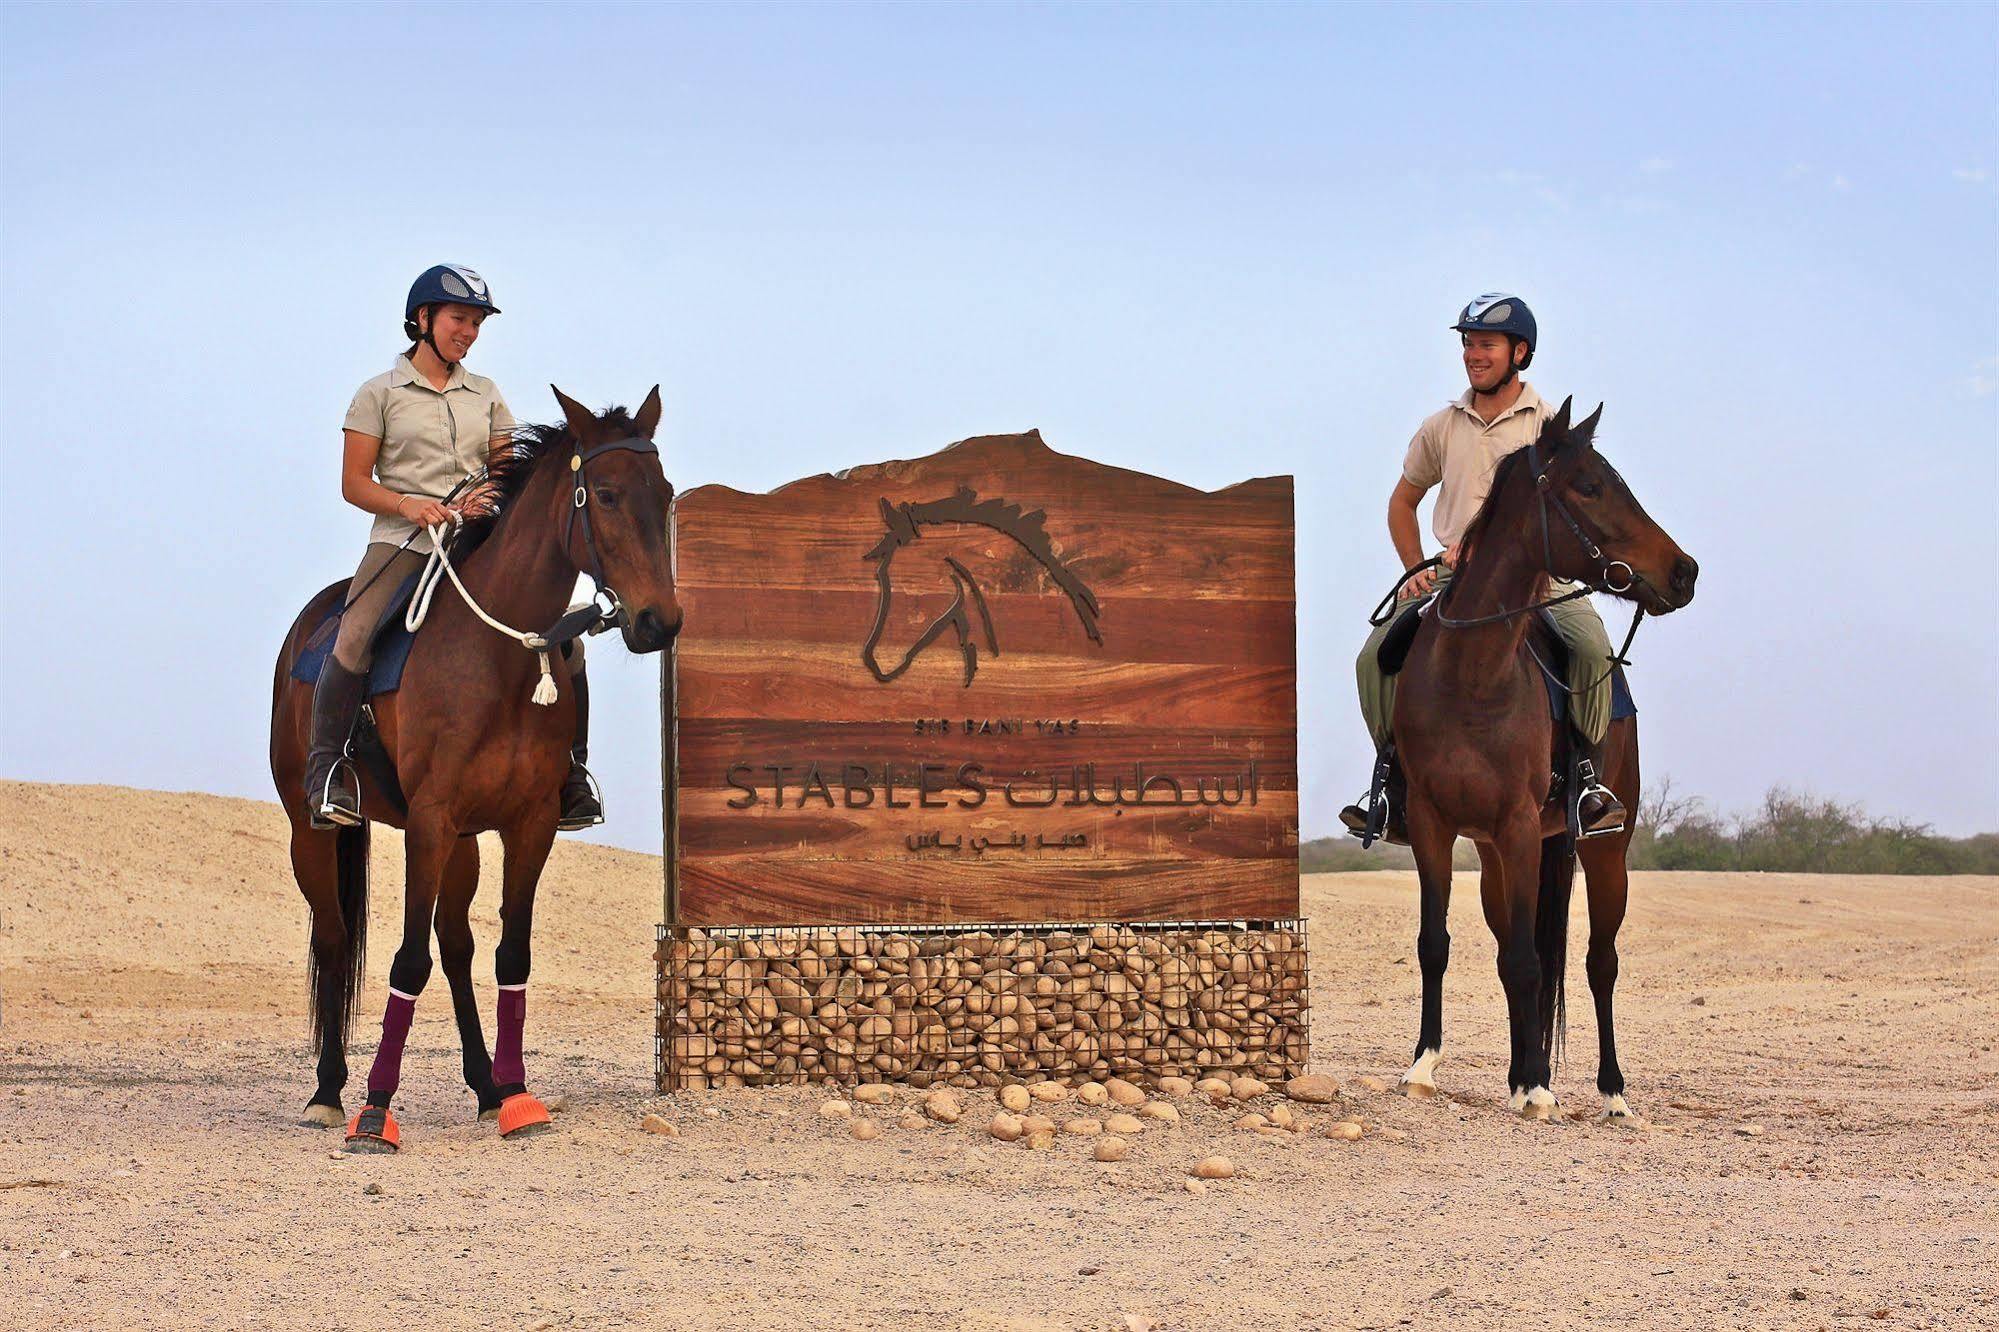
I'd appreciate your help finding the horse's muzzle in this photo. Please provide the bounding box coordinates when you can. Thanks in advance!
[1643,554,1700,613]
[622,606,682,654]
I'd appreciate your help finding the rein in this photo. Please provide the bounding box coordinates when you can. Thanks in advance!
[1371,439,1649,692]
[404,434,659,706]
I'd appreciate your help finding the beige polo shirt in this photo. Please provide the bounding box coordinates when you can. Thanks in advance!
[1401,381,1553,550]
[344,354,516,550]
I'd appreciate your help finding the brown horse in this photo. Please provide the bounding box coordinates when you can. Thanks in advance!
[1391,398,1696,1122]
[269,387,679,1151]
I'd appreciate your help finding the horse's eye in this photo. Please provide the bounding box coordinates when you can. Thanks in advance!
[594,487,619,508]
[1574,477,1602,499]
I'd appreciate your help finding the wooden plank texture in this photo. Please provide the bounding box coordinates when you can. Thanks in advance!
[670,429,1297,927]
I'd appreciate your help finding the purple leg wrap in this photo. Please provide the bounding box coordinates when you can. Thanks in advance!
[493,986,527,1087]
[366,990,418,1097]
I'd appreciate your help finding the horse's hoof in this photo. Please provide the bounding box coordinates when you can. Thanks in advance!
[345,1105,401,1153]
[1520,1087,1557,1121]
[1598,1094,1643,1127]
[301,1103,344,1128]
[497,1092,552,1139]
[1400,1050,1442,1098]
[478,1107,501,1123]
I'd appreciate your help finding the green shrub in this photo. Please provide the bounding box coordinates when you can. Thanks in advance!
[1312,780,1997,875]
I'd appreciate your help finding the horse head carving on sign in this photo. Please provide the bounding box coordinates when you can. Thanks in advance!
[859,486,1102,686]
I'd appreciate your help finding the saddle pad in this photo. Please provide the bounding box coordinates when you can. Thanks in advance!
[289,573,421,696]
[1545,664,1637,724]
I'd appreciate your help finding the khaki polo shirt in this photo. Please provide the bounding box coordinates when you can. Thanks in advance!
[1401,381,1553,550]
[343,354,516,551]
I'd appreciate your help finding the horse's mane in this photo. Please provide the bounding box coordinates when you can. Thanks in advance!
[1456,444,1536,555]
[1456,409,1582,555]
[451,407,638,556]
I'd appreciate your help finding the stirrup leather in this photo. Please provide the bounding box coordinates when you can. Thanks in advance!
[1354,747,1397,848]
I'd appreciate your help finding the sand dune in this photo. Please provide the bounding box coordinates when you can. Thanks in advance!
[1,780,1994,1330]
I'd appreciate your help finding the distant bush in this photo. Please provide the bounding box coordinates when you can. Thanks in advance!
[1628,782,1998,874]
[1305,781,1997,875]
[1299,835,1475,874]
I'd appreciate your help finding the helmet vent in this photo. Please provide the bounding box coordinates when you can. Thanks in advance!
[440,271,472,299]
[1483,302,1512,323]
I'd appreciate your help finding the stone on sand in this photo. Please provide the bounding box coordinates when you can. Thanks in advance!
[1105,1077,1146,1107]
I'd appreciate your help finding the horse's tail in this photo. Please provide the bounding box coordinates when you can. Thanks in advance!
[1535,831,1576,1072]
[309,822,371,1051]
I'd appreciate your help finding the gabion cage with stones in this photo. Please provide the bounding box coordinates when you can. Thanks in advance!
[654,921,1309,1091]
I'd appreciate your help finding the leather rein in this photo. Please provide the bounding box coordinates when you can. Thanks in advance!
[1369,439,1648,696]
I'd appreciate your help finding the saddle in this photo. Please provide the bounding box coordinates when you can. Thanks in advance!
[290,573,423,821]
[1376,596,1636,725]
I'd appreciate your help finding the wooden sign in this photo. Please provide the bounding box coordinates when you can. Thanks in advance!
[666,430,1296,927]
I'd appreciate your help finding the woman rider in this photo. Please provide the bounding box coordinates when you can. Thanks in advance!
[302,264,603,832]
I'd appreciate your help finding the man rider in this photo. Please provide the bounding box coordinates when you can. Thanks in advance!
[1340,293,1624,843]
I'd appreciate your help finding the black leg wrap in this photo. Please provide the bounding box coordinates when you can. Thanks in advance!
[493,1081,527,1101]
[365,1088,392,1109]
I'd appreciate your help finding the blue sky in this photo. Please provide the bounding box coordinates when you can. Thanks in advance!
[2,2,1994,848]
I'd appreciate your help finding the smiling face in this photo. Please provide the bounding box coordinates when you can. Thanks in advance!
[419,302,487,362]
[1461,330,1524,393]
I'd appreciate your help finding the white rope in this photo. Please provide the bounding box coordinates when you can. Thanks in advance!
[404,518,559,706]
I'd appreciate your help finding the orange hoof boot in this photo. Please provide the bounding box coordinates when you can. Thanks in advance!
[497,1092,552,1139]
[346,1104,401,1153]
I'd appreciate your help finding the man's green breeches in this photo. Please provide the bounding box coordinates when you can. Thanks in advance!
[1355,570,1615,750]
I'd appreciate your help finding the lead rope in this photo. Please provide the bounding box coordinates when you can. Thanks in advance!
[404,516,561,706]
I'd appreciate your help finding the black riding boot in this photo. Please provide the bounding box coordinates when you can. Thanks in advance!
[1339,745,1409,846]
[1574,740,1626,839]
[558,665,605,832]
[304,660,366,829]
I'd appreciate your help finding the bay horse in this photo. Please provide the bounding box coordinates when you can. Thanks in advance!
[1391,398,1696,1122]
[269,387,679,1151]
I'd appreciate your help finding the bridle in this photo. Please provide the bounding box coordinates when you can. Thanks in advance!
[402,432,665,707]
[1370,439,1649,695]
[553,435,663,640]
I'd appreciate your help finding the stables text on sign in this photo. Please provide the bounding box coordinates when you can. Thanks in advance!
[667,429,1298,928]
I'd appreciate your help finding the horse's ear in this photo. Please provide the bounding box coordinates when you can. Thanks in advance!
[1550,395,1574,436]
[1576,402,1605,447]
[633,385,664,441]
[550,385,595,438]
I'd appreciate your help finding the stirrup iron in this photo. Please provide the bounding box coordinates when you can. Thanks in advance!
[1574,758,1623,840]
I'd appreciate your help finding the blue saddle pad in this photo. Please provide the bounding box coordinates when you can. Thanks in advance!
[290,573,421,696]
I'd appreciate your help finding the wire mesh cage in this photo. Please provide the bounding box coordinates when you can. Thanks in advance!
[655,919,1309,1091]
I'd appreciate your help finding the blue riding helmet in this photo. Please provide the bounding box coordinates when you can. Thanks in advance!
[405,264,501,321]
[1451,292,1535,367]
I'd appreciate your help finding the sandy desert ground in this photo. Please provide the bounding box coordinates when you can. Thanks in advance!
[1,779,1994,1330]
